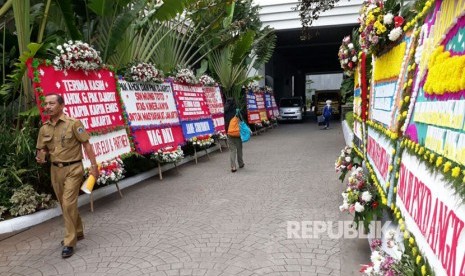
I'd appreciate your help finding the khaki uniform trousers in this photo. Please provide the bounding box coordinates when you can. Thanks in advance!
[227,136,244,168]
[51,163,84,247]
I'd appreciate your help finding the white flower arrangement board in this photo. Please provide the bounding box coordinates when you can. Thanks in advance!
[118,81,180,127]
[366,126,394,195]
[370,81,397,127]
[395,151,465,276]
[202,86,224,116]
[81,128,131,169]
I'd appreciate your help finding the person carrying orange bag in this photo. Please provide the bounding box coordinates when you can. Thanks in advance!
[224,98,245,172]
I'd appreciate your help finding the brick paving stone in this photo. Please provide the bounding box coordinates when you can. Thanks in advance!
[0,122,368,275]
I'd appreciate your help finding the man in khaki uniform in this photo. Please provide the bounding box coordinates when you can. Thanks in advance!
[36,93,98,258]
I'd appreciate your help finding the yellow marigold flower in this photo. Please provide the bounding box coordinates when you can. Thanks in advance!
[412,246,418,256]
[382,198,387,205]
[418,147,425,155]
[394,187,397,193]
[409,237,415,245]
[416,255,422,264]
[389,165,393,172]
[400,224,405,231]
[436,157,443,167]
[403,231,409,239]
[391,149,396,155]
[386,182,390,188]
[421,265,427,276]
[396,212,401,219]
[452,167,461,178]
[399,100,404,106]
[396,172,399,179]
[443,161,452,173]
[390,203,395,210]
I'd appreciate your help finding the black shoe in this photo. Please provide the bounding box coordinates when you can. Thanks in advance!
[239,164,244,168]
[61,235,84,246]
[61,246,74,258]
[231,168,237,172]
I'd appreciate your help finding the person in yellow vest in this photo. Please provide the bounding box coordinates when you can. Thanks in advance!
[36,93,98,258]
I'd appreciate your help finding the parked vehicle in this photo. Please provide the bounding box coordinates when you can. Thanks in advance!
[313,90,341,118]
[278,97,304,122]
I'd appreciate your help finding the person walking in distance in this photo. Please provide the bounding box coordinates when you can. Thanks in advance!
[36,93,98,258]
[323,99,333,130]
[224,98,245,172]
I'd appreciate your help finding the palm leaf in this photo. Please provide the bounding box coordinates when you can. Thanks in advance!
[53,0,82,40]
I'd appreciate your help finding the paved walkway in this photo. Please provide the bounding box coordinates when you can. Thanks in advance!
[0,120,369,276]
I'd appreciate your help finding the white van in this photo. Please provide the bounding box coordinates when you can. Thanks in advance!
[278,97,304,122]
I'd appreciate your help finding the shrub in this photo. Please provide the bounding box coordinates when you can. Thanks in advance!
[121,153,157,178]
[9,184,56,217]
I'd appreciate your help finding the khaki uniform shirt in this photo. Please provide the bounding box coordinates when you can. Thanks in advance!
[36,114,90,163]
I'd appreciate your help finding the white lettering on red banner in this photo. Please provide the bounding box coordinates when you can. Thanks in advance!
[397,152,465,276]
[172,82,211,121]
[203,86,224,115]
[30,65,124,133]
[119,81,179,126]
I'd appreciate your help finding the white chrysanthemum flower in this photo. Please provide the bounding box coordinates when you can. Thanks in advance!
[354,202,365,212]
[388,27,403,41]
[348,43,354,49]
[361,191,372,202]
[352,56,358,62]
[383,13,394,25]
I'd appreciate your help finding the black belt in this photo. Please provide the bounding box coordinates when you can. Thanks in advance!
[52,160,81,168]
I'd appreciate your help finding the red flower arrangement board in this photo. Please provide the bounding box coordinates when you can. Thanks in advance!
[131,125,185,154]
[255,92,269,121]
[203,86,224,116]
[212,114,225,133]
[171,82,212,121]
[27,59,132,168]
[28,62,125,132]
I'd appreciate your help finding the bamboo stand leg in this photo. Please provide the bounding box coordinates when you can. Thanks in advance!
[217,139,223,152]
[158,162,163,180]
[115,182,123,198]
[90,193,94,212]
[174,162,179,173]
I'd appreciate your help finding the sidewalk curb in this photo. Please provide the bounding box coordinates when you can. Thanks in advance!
[0,145,222,235]
[341,120,354,147]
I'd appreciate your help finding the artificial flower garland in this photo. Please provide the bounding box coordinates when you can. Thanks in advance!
[175,68,198,85]
[401,138,465,200]
[53,40,102,71]
[366,120,399,142]
[338,35,359,75]
[151,146,184,164]
[126,62,164,83]
[84,157,125,186]
[199,74,216,86]
[187,134,214,148]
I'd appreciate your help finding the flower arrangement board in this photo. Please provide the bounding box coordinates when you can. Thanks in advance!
[211,114,225,134]
[28,62,125,132]
[131,126,185,154]
[180,119,215,140]
[396,151,465,276]
[28,60,132,169]
[404,3,465,167]
[202,86,224,116]
[171,82,212,121]
[369,36,412,129]
[353,119,364,150]
[255,92,269,121]
[81,129,131,168]
[118,81,180,127]
[366,126,395,201]
[271,94,279,118]
[246,90,261,124]
[264,93,274,119]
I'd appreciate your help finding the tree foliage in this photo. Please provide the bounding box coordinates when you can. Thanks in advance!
[295,0,344,40]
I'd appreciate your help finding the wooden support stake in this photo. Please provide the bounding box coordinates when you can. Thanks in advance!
[194,147,198,164]
[158,162,163,180]
[205,148,210,159]
[116,182,123,198]
[90,193,94,213]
